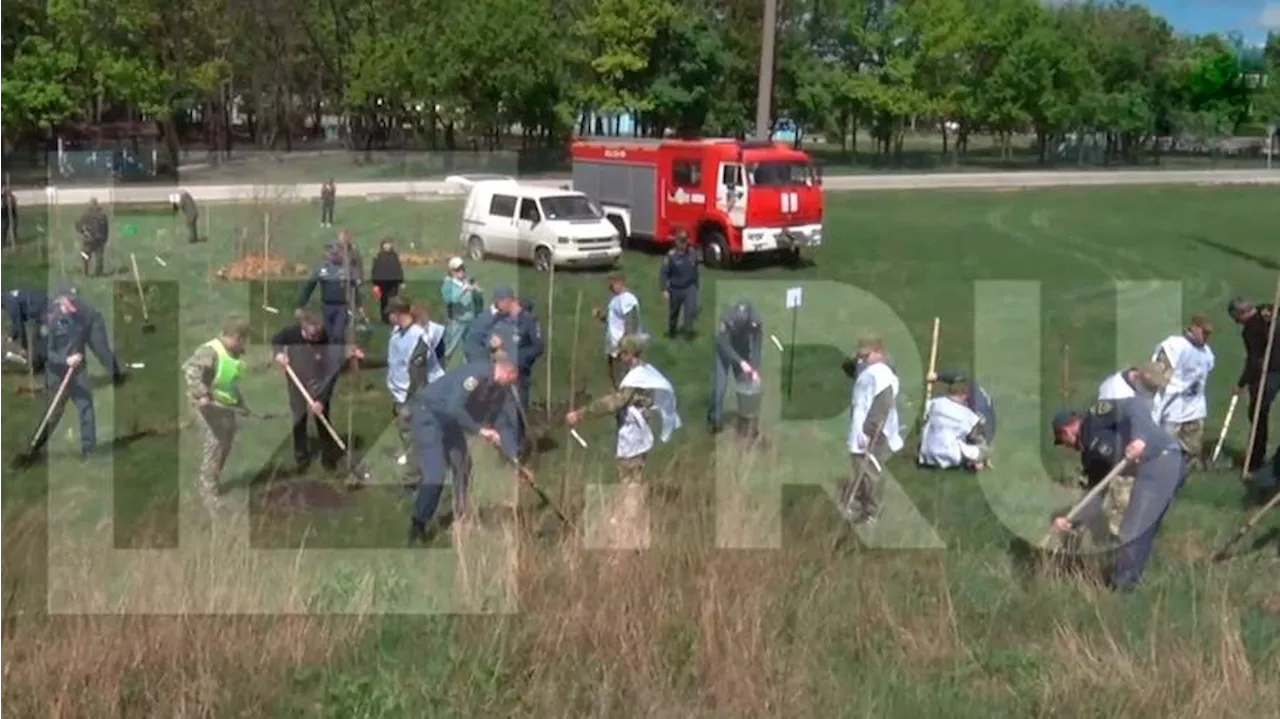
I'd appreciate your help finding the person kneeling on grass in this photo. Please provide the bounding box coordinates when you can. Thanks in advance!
[918,379,989,470]
[565,334,681,546]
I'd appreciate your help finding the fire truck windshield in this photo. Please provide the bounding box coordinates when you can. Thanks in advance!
[540,195,602,220]
[747,161,814,187]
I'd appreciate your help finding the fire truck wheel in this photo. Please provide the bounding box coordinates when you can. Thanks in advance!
[783,247,802,266]
[533,246,552,272]
[467,235,486,261]
[701,228,729,268]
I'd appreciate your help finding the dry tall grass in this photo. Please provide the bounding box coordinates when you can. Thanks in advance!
[4,453,1278,717]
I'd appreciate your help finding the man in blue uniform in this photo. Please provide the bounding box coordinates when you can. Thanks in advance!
[16,288,105,465]
[297,238,361,343]
[406,359,522,544]
[512,298,545,410]
[1050,383,1186,591]
[5,287,48,369]
[660,229,700,339]
[463,285,521,363]
[708,301,763,433]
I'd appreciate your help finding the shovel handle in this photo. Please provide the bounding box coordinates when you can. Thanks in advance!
[283,364,347,452]
[1210,393,1238,465]
[30,365,77,449]
[1038,458,1131,549]
[129,253,150,321]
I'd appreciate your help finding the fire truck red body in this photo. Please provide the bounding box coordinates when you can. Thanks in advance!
[569,138,824,267]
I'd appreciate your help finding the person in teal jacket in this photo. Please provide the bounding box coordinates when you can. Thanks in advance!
[441,256,482,366]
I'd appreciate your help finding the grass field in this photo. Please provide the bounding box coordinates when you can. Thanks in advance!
[3,185,1279,716]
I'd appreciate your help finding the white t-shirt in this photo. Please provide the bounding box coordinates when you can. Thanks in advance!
[847,361,903,456]
[1097,370,1137,401]
[1150,334,1213,424]
[918,396,982,468]
[605,290,640,356]
[616,363,681,459]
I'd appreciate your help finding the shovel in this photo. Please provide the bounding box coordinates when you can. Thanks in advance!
[11,365,76,468]
[507,387,572,528]
[1211,490,1280,562]
[129,253,156,334]
[1038,458,1130,551]
[1209,393,1238,467]
[283,364,370,488]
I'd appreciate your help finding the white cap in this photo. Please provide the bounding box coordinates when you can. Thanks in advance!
[448,256,465,270]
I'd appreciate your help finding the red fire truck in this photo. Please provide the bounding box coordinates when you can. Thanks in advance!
[569,138,823,267]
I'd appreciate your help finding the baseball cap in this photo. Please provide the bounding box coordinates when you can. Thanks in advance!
[448,257,465,271]
[492,285,515,301]
[52,284,78,301]
[1051,409,1077,444]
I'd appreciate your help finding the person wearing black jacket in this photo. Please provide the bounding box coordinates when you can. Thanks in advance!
[271,312,362,472]
[371,239,405,324]
[1228,297,1280,473]
[172,190,200,243]
[2,183,17,247]
[75,198,110,276]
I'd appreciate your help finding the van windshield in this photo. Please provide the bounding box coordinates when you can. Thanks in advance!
[540,195,601,220]
[747,161,814,187]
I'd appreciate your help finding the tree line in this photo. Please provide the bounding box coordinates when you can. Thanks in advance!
[3,0,1279,168]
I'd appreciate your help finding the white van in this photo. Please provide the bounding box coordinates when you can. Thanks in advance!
[459,181,622,271]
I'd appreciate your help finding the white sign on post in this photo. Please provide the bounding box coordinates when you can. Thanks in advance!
[785,286,803,309]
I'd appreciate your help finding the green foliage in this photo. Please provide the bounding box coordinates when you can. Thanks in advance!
[0,0,1273,157]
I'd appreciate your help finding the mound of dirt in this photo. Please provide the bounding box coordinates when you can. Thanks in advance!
[257,478,351,513]
[526,391,593,433]
[400,251,452,267]
[215,254,310,281]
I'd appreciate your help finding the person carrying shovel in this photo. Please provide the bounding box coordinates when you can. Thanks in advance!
[1049,373,1187,591]
[75,198,110,276]
[182,318,252,509]
[272,311,363,474]
[12,287,101,467]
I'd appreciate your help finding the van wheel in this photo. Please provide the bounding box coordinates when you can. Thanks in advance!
[533,246,552,272]
[701,228,729,268]
[607,216,628,249]
[467,236,485,261]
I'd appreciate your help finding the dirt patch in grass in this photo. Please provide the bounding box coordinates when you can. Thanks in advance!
[214,253,309,281]
[399,251,452,267]
[256,477,353,513]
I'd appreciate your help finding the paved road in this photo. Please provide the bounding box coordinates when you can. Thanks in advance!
[12,168,1278,205]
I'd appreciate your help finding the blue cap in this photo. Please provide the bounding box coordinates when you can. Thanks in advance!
[52,284,78,301]
[1051,409,1077,444]
[492,285,515,301]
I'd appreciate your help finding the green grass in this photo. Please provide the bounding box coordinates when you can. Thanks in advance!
[3,186,1278,716]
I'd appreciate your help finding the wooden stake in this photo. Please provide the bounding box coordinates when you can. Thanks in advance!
[1242,274,1280,478]
[4,172,15,251]
[560,289,584,509]
[1060,342,1071,407]
[921,317,940,423]
[343,238,357,457]
[545,261,556,422]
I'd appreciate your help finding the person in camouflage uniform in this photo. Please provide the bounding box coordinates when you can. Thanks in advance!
[566,334,681,544]
[182,318,252,508]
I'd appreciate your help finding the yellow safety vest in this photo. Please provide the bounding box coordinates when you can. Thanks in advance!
[202,338,245,408]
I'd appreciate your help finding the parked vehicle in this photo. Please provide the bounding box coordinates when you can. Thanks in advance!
[570,137,824,267]
[459,180,622,271]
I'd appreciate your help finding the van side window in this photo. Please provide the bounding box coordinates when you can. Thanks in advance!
[489,194,517,218]
[673,160,701,188]
[518,198,541,222]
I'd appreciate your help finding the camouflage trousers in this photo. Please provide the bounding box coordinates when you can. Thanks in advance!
[1161,419,1205,470]
[394,402,422,486]
[607,454,649,548]
[840,451,885,523]
[1103,474,1135,538]
[195,406,237,506]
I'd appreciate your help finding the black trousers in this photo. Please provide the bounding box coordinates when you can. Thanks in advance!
[1246,371,1280,472]
[321,201,335,225]
[187,217,199,244]
[287,383,339,466]
[376,281,401,323]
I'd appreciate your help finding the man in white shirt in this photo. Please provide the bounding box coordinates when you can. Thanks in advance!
[918,380,989,470]
[840,334,904,524]
[1150,315,1214,470]
[592,272,644,388]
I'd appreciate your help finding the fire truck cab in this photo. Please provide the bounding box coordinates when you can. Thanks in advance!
[570,138,823,268]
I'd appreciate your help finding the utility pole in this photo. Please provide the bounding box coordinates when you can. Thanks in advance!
[754,0,778,141]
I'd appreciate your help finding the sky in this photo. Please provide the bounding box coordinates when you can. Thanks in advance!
[1128,1,1280,44]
